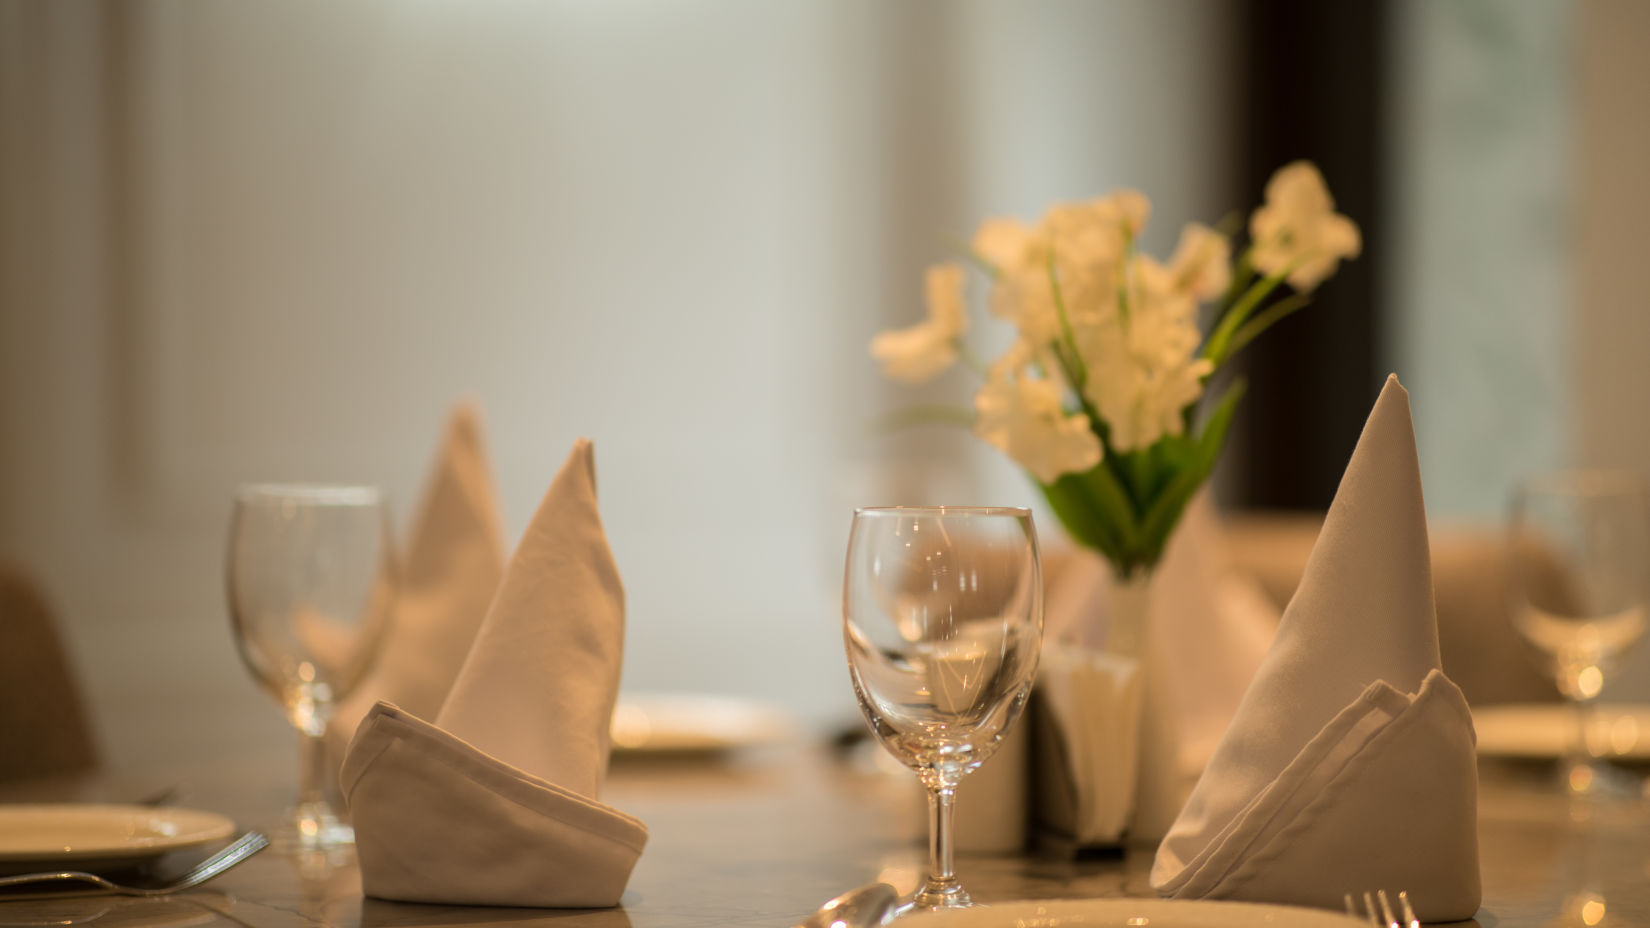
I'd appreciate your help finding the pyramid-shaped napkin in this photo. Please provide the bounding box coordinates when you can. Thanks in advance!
[328,403,507,759]
[341,439,648,908]
[1150,375,1481,922]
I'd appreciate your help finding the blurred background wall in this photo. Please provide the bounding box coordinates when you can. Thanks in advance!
[2,0,1647,768]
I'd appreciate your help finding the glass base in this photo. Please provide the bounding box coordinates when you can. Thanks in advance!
[908,880,974,911]
[270,801,355,852]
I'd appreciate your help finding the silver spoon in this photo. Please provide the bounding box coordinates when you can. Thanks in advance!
[792,882,899,928]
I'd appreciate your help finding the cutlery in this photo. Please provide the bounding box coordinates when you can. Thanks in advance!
[792,882,898,928]
[0,832,268,897]
[1343,890,1418,928]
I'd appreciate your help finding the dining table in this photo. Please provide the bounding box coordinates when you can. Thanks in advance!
[2,713,1647,928]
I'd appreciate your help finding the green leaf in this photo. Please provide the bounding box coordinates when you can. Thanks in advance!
[1139,379,1247,561]
[1039,476,1122,563]
[1038,454,1144,564]
[1079,459,1143,551]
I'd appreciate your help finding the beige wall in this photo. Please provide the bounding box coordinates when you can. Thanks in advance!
[0,1,1238,767]
[1389,0,1650,699]
[1575,0,1650,476]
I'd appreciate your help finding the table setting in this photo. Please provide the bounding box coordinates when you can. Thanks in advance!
[4,161,1650,928]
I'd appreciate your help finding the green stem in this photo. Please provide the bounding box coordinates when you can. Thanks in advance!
[1214,249,1256,318]
[1047,251,1087,392]
[1225,293,1312,359]
[956,341,989,378]
[1200,270,1287,369]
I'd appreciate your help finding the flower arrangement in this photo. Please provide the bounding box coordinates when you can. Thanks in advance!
[870,162,1361,580]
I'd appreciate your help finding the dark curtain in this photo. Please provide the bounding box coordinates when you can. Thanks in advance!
[1226,0,1389,510]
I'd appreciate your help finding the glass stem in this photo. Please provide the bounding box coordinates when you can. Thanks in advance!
[298,729,330,817]
[911,784,970,908]
[928,786,956,887]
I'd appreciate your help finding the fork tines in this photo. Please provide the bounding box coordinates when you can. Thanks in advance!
[1342,889,1419,928]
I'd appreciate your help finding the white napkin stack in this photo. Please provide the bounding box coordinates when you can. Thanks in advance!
[329,403,507,760]
[1151,375,1481,923]
[341,439,648,908]
[1036,493,1277,845]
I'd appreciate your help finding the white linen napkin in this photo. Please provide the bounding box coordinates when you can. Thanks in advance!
[1035,492,1277,845]
[328,403,507,760]
[341,439,648,908]
[1150,375,1481,923]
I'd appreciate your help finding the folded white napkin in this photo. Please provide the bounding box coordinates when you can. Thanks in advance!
[1151,375,1481,923]
[328,403,507,760]
[341,439,648,908]
[1036,492,1277,845]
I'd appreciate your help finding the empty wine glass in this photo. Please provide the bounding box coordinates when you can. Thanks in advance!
[843,506,1042,912]
[228,484,396,849]
[1508,470,1650,796]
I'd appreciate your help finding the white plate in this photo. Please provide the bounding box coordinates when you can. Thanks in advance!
[0,804,236,870]
[1472,703,1650,761]
[609,693,794,755]
[898,898,1365,927]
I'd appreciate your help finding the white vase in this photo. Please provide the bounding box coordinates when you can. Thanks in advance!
[1030,565,1189,849]
[1114,569,1193,847]
[1105,572,1152,660]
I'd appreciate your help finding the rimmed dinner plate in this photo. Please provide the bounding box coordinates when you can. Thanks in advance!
[898,898,1366,927]
[1472,702,1650,762]
[609,693,794,755]
[0,804,236,872]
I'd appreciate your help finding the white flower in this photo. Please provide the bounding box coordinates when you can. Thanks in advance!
[1039,189,1147,265]
[978,190,1146,349]
[973,370,1101,484]
[1249,161,1361,292]
[971,217,1035,272]
[1167,223,1231,300]
[985,265,1065,346]
[870,263,969,383]
[1076,256,1212,452]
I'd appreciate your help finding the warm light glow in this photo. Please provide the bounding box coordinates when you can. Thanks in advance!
[1127,919,1151,926]
[1610,715,1640,755]
[1577,666,1604,699]
[1582,898,1606,926]
[1569,764,1596,793]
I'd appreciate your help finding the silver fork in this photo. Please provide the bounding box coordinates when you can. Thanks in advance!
[1343,890,1419,928]
[0,832,269,897]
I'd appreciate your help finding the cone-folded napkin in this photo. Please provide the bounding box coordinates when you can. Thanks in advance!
[329,403,507,759]
[1150,375,1480,922]
[341,439,648,907]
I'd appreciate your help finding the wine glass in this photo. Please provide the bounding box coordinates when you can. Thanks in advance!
[1507,470,1650,796]
[843,506,1042,912]
[227,484,396,849]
